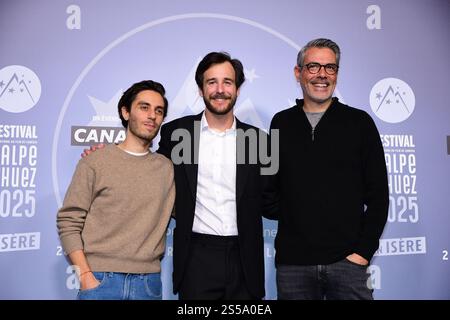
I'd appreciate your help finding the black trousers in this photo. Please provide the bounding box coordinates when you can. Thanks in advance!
[178,232,255,300]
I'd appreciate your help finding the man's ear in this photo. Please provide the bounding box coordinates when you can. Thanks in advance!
[294,65,301,82]
[198,87,204,98]
[121,106,129,120]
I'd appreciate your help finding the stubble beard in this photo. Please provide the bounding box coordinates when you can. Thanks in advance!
[203,94,237,116]
[128,119,157,143]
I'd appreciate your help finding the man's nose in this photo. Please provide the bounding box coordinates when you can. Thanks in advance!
[318,65,328,77]
[216,82,225,92]
[147,108,156,119]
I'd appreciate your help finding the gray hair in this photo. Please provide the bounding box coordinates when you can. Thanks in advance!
[297,38,341,67]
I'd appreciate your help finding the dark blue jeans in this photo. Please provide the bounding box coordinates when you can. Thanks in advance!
[77,272,162,300]
[276,258,373,300]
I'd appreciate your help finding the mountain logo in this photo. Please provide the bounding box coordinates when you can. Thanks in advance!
[370,77,415,123]
[0,65,42,113]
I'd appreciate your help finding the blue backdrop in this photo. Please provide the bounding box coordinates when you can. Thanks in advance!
[1,0,449,299]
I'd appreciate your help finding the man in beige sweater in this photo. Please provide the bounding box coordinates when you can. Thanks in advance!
[57,80,175,300]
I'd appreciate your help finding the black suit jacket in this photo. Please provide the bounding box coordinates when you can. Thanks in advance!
[158,112,276,298]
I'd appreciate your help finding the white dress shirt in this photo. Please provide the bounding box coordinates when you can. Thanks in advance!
[192,113,238,236]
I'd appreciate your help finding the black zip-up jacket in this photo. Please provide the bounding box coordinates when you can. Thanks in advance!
[269,98,389,265]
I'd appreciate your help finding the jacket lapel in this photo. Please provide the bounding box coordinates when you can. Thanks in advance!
[236,118,250,205]
[184,112,202,200]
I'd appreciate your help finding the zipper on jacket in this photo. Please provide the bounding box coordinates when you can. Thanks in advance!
[311,127,315,141]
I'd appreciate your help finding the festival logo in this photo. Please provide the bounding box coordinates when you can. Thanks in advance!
[370,77,415,123]
[0,65,41,113]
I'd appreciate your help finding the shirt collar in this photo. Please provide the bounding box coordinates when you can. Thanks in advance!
[200,112,236,135]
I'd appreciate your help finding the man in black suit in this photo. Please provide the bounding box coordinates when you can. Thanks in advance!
[158,52,277,300]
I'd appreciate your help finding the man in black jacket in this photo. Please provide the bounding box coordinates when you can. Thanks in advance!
[269,38,389,300]
[159,52,276,300]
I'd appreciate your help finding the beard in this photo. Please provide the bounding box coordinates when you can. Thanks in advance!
[127,118,157,143]
[203,93,237,116]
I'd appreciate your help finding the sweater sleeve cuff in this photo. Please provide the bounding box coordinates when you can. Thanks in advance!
[60,234,84,255]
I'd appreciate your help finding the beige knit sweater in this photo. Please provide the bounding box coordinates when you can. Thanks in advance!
[57,144,175,273]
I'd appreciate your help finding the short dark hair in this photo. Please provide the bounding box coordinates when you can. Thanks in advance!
[117,80,168,128]
[195,52,245,90]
